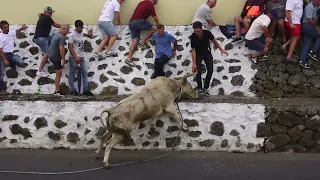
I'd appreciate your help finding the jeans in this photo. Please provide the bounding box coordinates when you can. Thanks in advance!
[300,23,320,64]
[129,20,153,40]
[196,53,213,89]
[98,21,116,37]
[151,55,170,79]
[68,56,88,92]
[0,58,5,90]
[34,36,53,53]
[5,53,25,67]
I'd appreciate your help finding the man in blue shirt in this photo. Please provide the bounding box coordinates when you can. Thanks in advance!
[299,0,320,68]
[150,24,177,79]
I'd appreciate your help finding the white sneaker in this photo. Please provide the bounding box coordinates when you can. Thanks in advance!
[36,71,49,77]
[106,50,118,57]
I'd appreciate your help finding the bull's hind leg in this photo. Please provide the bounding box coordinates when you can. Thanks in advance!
[103,132,124,169]
[165,104,188,132]
[95,131,113,159]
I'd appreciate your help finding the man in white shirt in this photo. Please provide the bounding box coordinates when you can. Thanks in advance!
[281,0,304,62]
[94,0,124,59]
[0,20,27,94]
[68,20,94,96]
[192,0,217,29]
[245,9,278,63]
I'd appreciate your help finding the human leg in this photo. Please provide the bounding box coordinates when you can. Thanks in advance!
[68,56,78,94]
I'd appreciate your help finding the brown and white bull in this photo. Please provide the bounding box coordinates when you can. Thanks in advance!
[95,72,198,168]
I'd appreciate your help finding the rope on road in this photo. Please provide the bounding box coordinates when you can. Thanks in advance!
[0,102,184,175]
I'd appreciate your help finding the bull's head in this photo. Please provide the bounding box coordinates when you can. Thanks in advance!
[179,72,198,99]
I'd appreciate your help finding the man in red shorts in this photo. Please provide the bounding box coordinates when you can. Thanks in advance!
[281,0,303,62]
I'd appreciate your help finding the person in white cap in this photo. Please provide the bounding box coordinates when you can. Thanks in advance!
[33,6,61,77]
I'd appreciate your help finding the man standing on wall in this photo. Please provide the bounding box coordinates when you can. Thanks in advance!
[299,0,320,68]
[0,21,28,95]
[94,0,124,59]
[125,0,159,67]
[191,21,228,96]
[192,0,218,30]
[245,9,278,63]
[47,25,69,96]
[151,24,177,79]
[68,20,94,96]
[33,6,61,77]
[281,0,303,62]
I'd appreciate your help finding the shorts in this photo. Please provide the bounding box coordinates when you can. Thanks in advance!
[98,21,116,37]
[284,21,301,37]
[128,19,154,40]
[245,35,267,52]
[49,57,63,70]
[34,36,53,53]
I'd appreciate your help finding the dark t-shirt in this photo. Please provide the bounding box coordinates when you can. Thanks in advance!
[130,1,156,22]
[191,30,215,55]
[34,14,55,39]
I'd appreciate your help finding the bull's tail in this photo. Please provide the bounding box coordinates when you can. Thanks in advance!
[100,109,111,128]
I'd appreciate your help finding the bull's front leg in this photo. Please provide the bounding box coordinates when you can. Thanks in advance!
[95,131,112,159]
[164,104,188,132]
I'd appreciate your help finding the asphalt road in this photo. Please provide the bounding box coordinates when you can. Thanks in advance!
[0,149,319,180]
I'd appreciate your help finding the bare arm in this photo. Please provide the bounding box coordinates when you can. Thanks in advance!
[59,45,65,60]
[153,16,159,25]
[53,23,61,28]
[262,25,271,38]
[208,19,217,26]
[191,48,196,65]
[115,12,121,25]
[211,39,223,51]
[15,25,27,33]
[172,41,178,51]
[308,18,319,28]
[285,10,293,24]
[68,43,78,60]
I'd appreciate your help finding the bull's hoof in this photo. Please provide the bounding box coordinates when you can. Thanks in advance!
[94,153,101,159]
[104,164,110,169]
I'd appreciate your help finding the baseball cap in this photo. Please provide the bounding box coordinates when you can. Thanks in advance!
[44,6,55,13]
[270,9,278,19]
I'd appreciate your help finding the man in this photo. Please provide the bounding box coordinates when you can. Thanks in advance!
[232,0,265,42]
[265,0,287,44]
[299,0,320,68]
[151,24,177,79]
[281,0,303,62]
[47,25,69,96]
[68,20,94,96]
[33,6,61,77]
[192,0,218,29]
[94,0,124,59]
[0,21,28,95]
[245,9,278,63]
[125,0,159,67]
[191,21,228,96]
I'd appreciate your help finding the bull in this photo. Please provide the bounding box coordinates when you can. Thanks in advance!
[95,72,198,168]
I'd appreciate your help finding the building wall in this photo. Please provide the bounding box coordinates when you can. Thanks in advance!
[0,0,246,25]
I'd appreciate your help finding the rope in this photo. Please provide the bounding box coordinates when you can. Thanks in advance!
[0,103,185,175]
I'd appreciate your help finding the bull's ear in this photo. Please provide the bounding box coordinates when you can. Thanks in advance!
[181,72,197,82]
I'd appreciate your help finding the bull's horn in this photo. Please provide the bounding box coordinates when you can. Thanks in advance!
[182,72,197,80]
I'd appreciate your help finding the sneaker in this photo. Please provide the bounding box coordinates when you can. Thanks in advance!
[106,50,118,57]
[138,40,146,48]
[308,51,319,61]
[125,59,137,67]
[231,36,243,43]
[299,61,311,69]
[194,87,204,95]
[53,91,63,96]
[202,88,210,96]
[248,55,257,64]
[94,52,104,60]
[36,70,49,77]
[70,90,79,96]
[0,91,10,95]
[83,90,94,96]
[258,55,269,61]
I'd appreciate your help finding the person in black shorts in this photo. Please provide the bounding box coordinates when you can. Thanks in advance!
[191,21,228,96]
[47,25,69,96]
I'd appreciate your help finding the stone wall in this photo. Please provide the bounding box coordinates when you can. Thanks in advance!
[4,24,255,96]
[0,96,265,152]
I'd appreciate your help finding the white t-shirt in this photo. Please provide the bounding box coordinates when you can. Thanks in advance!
[192,3,212,28]
[98,0,120,22]
[245,14,271,40]
[285,0,303,24]
[68,30,84,58]
[0,31,16,53]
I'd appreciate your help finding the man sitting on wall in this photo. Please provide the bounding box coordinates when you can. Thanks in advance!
[151,24,177,79]
[33,6,61,77]
[299,0,320,68]
[191,21,228,96]
[0,21,28,95]
[47,25,69,96]
[232,0,265,42]
[125,0,159,67]
[245,9,278,63]
[192,0,218,30]
[94,0,125,59]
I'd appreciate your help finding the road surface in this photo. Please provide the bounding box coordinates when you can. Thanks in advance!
[0,149,319,180]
